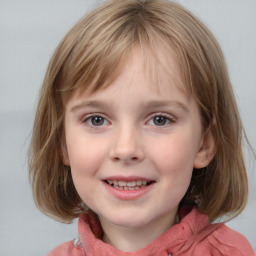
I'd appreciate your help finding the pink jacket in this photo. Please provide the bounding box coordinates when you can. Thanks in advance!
[47,207,255,256]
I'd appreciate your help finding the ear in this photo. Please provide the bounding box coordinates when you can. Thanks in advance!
[60,140,70,166]
[193,127,216,169]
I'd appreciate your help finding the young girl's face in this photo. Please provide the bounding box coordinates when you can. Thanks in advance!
[64,46,206,231]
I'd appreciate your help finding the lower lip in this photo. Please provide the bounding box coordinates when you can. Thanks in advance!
[102,181,154,200]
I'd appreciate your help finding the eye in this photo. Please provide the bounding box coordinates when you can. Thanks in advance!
[153,116,168,126]
[147,113,174,126]
[83,114,109,127]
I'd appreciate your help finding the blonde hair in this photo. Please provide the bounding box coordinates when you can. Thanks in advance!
[29,0,248,223]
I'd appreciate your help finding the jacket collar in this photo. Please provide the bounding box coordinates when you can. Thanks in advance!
[77,207,210,256]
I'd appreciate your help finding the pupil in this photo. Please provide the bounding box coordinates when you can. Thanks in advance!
[92,116,104,126]
[153,116,166,126]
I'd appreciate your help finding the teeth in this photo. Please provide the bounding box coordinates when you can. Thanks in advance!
[106,179,150,188]
[118,180,126,186]
[142,180,147,186]
[127,181,136,187]
[136,180,142,186]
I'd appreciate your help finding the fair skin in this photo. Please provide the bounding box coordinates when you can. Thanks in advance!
[63,46,215,252]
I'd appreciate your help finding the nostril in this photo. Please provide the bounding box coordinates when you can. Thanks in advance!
[112,156,139,162]
[112,156,121,162]
[109,143,145,163]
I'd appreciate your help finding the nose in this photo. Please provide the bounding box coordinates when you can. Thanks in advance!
[109,126,145,164]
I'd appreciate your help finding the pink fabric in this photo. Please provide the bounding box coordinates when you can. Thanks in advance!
[47,208,255,256]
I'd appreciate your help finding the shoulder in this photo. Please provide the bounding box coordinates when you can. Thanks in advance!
[46,240,84,256]
[197,223,255,256]
[178,207,255,255]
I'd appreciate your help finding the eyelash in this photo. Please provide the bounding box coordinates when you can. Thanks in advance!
[147,113,175,127]
[82,112,175,128]
[82,113,110,128]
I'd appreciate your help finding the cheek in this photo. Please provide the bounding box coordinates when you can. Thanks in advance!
[66,132,105,175]
[149,133,199,174]
[71,149,99,175]
[66,136,107,202]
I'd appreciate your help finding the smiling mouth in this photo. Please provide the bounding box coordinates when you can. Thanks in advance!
[104,180,154,190]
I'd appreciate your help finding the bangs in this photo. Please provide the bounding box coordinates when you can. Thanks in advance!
[57,24,134,101]
[58,35,191,105]
[53,0,192,104]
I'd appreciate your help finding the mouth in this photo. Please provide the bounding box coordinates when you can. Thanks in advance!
[104,179,155,190]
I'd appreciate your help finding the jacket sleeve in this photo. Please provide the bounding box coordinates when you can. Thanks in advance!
[204,224,255,256]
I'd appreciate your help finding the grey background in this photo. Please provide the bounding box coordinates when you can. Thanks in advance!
[0,0,255,255]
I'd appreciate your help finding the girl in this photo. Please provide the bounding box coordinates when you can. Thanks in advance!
[29,0,255,255]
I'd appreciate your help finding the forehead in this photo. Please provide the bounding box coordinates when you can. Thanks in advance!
[66,45,190,108]
[66,44,189,104]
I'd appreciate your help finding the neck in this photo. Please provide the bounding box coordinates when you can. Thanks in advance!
[99,211,179,252]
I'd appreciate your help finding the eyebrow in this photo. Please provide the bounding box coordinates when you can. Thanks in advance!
[140,100,189,112]
[70,99,189,112]
[71,100,111,112]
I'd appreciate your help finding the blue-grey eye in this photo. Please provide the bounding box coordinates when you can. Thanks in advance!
[153,116,167,126]
[90,116,105,126]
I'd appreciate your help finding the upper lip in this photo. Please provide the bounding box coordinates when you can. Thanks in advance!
[102,176,153,182]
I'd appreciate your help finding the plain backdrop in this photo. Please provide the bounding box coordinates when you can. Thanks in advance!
[0,0,255,255]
